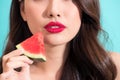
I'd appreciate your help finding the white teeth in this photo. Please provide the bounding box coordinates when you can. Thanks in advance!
[51,26,59,29]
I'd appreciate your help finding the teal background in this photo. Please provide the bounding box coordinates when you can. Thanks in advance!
[0,1,11,56]
[0,0,120,56]
[100,0,120,53]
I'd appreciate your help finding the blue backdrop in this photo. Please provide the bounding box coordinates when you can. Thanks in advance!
[0,0,120,56]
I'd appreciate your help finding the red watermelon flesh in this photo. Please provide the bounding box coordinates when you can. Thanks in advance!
[16,32,46,62]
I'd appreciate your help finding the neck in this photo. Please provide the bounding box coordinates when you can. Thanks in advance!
[31,43,69,79]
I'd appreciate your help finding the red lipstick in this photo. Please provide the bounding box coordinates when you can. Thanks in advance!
[44,22,65,33]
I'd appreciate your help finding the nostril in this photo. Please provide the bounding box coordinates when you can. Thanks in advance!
[49,14,60,17]
[50,14,53,17]
[57,14,60,17]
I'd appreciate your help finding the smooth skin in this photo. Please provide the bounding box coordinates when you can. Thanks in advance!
[0,0,120,80]
[0,0,80,80]
[110,52,120,80]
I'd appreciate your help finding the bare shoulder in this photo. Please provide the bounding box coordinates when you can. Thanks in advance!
[110,52,120,61]
[109,52,120,80]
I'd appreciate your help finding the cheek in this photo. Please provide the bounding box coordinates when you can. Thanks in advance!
[25,7,40,23]
[24,3,44,24]
[24,7,44,33]
[69,10,81,32]
[65,5,81,29]
[68,11,81,38]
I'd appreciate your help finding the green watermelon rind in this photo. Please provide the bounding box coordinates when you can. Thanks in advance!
[16,44,46,62]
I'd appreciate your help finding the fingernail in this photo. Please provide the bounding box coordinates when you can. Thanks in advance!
[20,49,24,53]
[17,49,24,54]
[29,60,34,64]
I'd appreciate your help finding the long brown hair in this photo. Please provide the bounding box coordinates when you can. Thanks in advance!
[0,0,117,80]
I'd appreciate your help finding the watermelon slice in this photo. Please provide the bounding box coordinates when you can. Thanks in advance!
[16,32,46,62]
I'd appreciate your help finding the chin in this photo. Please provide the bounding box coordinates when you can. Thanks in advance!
[43,32,75,47]
[44,38,70,47]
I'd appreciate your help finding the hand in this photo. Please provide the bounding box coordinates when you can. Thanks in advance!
[0,50,33,80]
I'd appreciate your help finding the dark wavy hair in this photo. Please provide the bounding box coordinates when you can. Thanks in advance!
[0,0,117,80]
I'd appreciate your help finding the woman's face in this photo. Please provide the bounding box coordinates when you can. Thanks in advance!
[21,0,81,46]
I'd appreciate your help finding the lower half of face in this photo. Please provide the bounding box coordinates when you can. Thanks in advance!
[22,0,81,46]
[27,19,81,46]
[26,18,81,47]
[43,24,80,46]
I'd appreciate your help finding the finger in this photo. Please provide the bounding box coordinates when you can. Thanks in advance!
[2,50,23,68]
[8,55,33,64]
[5,61,30,73]
[1,62,31,80]
[0,70,13,80]
[2,53,33,73]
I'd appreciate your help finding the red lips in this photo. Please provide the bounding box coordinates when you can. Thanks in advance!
[44,22,66,33]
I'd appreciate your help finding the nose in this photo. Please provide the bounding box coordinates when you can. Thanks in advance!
[46,1,61,18]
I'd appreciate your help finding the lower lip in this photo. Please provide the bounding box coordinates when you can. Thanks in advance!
[45,27,65,33]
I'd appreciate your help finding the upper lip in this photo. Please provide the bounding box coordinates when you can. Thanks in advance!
[44,21,66,29]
